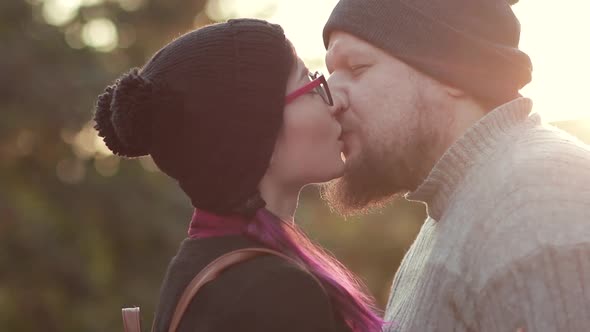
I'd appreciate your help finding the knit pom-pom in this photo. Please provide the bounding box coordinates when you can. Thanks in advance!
[93,68,155,158]
[94,84,126,156]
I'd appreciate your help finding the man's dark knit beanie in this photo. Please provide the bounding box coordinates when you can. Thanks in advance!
[323,0,533,106]
[94,19,294,216]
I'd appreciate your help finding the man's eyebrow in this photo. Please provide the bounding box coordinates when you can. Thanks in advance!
[327,44,366,70]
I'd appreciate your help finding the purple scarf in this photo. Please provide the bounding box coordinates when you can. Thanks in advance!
[188,209,249,239]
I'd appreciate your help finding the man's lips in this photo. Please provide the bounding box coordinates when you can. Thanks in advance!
[339,133,350,156]
[338,129,350,141]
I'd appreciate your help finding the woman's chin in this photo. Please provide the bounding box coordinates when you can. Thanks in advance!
[330,159,346,179]
[305,163,345,185]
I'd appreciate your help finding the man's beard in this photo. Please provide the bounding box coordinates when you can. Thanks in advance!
[320,141,408,217]
[321,97,444,217]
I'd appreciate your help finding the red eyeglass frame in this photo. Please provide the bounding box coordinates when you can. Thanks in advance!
[285,72,333,106]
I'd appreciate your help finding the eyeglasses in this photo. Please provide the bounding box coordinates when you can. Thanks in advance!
[285,71,333,106]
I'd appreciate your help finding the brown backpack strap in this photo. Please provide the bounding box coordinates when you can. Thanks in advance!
[167,247,304,332]
[122,307,141,332]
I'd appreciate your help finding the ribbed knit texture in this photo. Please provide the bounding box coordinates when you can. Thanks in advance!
[384,98,590,331]
[323,0,532,106]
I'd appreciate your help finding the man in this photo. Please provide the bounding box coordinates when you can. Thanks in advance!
[321,0,590,331]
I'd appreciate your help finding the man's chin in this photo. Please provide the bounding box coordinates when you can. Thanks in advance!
[320,176,400,217]
[323,138,413,217]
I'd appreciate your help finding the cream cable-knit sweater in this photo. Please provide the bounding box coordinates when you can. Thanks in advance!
[384,98,590,331]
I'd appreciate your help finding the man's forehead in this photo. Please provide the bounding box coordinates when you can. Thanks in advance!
[327,32,370,58]
[327,32,349,52]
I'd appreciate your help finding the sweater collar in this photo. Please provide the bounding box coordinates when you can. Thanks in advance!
[405,98,538,221]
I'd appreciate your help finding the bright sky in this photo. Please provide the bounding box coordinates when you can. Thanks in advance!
[43,0,590,121]
[206,0,590,122]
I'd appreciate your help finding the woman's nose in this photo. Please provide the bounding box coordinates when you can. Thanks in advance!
[327,89,347,118]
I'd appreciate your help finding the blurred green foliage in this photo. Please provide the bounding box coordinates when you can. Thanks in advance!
[1,1,589,331]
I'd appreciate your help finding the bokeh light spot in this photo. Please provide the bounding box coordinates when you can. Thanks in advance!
[205,0,277,21]
[118,0,145,12]
[42,0,81,26]
[56,158,86,184]
[82,18,118,52]
[94,156,120,177]
[16,130,35,157]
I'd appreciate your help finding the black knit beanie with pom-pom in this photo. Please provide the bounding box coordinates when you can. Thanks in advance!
[93,19,294,216]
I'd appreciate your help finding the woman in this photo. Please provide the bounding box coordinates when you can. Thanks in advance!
[94,19,383,332]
